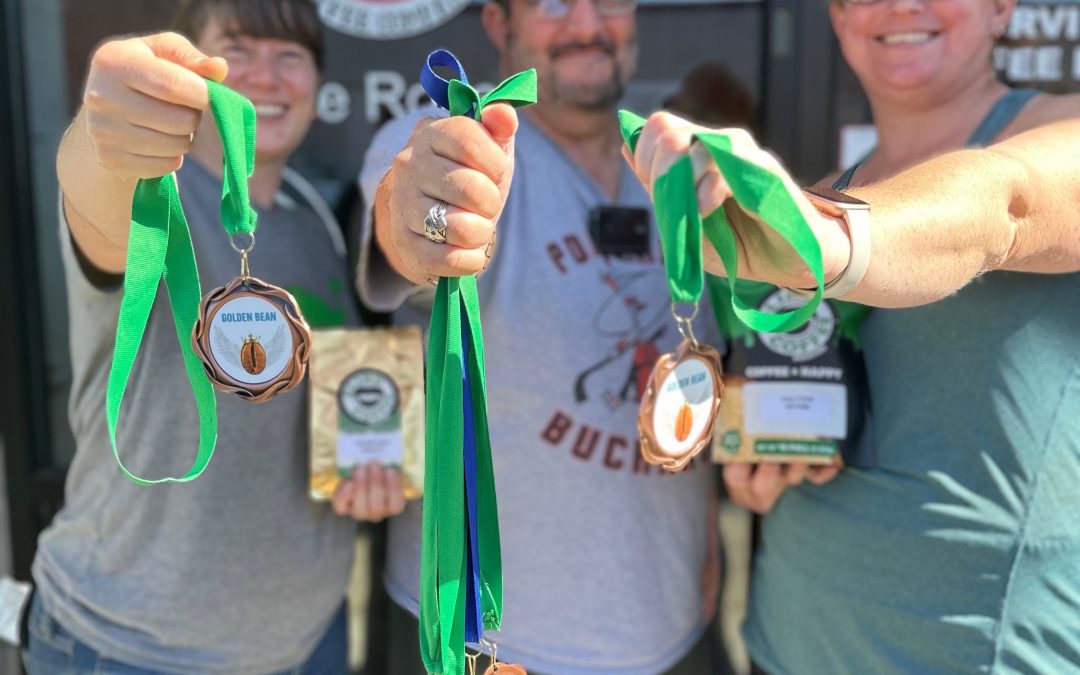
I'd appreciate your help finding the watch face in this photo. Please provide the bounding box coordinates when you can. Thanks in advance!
[804,186,870,208]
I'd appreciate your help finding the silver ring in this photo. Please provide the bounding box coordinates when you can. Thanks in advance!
[423,201,448,243]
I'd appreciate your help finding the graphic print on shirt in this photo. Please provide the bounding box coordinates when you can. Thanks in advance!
[573,269,668,410]
[539,233,691,475]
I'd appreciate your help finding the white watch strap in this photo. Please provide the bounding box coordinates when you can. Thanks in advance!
[823,207,871,299]
[788,206,870,300]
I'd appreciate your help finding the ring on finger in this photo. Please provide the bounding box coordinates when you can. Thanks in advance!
[423,200,449,243]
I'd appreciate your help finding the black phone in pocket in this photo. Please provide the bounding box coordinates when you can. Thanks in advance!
[588,206,651,257]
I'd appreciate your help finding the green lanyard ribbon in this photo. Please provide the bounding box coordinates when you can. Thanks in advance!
[418,50,536,675]
[106,80,257,485]
[618,110,824,332]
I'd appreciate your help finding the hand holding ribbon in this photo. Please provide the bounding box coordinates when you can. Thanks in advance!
[374,56,523,287]
[620,110,854,333]
[107,80,257,484]
[417,50,536,675]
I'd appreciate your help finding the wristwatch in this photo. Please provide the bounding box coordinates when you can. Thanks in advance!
[788,186,871,300]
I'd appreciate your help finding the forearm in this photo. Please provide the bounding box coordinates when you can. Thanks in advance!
[57,110,137,274]
[843,120,1080,307]
[354,170,426,313]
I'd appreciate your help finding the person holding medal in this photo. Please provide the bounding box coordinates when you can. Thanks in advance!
[357,0,736,672]
[25,0,512,673]
[625,0,1080,672]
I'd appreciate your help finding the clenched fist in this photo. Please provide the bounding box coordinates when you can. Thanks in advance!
[373,104,518,285]
[82,32,228,180]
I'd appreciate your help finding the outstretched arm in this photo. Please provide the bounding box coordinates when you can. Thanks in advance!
[57,33,228,274]
[843,115,1080,306]
[625,103,1080,309]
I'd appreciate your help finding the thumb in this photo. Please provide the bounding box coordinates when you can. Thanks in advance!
[142,32,229,83]
[480,103,519,151]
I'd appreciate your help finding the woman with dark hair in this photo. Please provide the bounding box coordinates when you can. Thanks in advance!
[25,1,514,672]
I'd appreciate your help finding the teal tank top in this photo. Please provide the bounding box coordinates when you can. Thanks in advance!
[745,89,1080,674]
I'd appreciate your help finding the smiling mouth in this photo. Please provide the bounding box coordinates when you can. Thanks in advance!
[253,104,287,119]
[877,31,939,45]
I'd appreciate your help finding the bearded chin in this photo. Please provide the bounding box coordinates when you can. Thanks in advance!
[548,68,626,110]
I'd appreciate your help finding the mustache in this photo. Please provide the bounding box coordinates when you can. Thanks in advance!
[549,39,616,59]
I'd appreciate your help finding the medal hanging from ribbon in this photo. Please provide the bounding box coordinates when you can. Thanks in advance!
[417,50,536,675]
[618,110,828,470]
[106,80,312,486]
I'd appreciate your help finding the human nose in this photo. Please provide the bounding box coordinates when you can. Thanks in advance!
[235,49,280,89]
[886,0,927,15]
[563,0,605,39]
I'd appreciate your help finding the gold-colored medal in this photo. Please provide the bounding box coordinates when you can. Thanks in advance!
[192,235,311,403]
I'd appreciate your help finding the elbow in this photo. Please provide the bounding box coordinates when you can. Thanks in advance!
[983,148,1034,272]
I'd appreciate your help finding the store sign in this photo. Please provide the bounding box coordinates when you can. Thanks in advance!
[996,0,1080,92]
[316,0,472,40]
[316,72,496,125]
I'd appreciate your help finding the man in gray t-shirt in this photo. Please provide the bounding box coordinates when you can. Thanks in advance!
[27,1,515,673]
[360,1,723,673]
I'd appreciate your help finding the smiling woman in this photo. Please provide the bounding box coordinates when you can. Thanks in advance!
[28,0,425,670]
[829,0,1012,104]
[724,1,1080,674]
[174,0,324,170]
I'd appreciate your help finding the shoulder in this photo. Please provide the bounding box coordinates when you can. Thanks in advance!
[1009,92,1080,136]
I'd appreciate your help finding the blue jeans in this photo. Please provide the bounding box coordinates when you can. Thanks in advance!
[22,592,348,675]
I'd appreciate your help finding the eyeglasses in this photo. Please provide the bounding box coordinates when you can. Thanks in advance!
[838,0,929,5]
[522,0,637,20]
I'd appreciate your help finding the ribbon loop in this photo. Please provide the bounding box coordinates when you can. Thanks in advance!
[106,80,257,485]
[421,49,470,111]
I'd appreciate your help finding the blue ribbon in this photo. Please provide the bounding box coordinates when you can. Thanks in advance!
[461,313,483,641]
[421,49,474,117]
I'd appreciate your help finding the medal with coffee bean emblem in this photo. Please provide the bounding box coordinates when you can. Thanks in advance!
[192,234,312,403]
[638,305,724,471]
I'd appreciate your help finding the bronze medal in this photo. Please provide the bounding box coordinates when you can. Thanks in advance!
[192,272,312,403]
[638,338,724,471]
